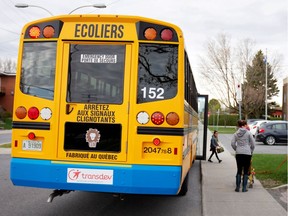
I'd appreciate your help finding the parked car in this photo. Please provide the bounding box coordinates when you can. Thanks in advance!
[250,120,270,137]
[255,121,288,145]
[247,119,262,130]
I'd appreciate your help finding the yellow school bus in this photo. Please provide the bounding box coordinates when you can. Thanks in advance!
[10,15,203,200]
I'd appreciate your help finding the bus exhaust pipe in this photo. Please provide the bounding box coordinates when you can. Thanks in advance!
[113,193,125,201]
[47,190,73,203]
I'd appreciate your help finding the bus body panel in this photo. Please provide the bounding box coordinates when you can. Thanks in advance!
[11,158,181,195]
[11,15,200,196]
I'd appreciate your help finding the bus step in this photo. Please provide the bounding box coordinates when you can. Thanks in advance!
[47,189,73,203]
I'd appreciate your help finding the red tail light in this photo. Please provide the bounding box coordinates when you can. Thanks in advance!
[151,112,165,125]
[258,128,265,133]
[28,107,39,120]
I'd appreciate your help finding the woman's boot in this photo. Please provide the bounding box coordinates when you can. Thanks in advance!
[242,175,249,192]
[235,174,241,192]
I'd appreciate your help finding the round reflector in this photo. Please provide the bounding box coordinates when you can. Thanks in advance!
[40,107,52,120]
[166,112,179,126]
[136,111,149,124]
[144,28,157,40]
[28,107,39,120]
[161,28,173,41]
[153,138,161,146]
[15,106,27,119]
[151,112,165,125]
[43,25,55,38]
[28,132,36,140]
[29,26,41,39]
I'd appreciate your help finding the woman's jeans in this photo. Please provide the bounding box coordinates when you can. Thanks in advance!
[235,154,252,175]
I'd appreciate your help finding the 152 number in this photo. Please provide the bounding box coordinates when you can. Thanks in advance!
[141,87,164,99]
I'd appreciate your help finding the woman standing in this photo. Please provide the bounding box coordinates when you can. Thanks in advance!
[208,130,222,163]
[231,120,255,192]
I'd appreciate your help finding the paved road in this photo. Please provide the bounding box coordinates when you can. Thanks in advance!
[219,134,287,154]
[0,130,11,145]
[0,130,203,216]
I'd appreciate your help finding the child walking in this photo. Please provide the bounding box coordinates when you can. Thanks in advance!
[208,130,222,163]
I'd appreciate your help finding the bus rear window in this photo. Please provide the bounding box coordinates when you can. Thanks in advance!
[67,44,125,104]
[137,44,178,103]
[20,42,56,100]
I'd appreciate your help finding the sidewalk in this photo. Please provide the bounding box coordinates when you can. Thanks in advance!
[0,129,12,154]
[201,132,287,216]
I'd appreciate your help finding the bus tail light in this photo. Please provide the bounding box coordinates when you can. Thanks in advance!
[28,132,36,140]
[153,138,161,146]
[28,107,39,120]
[166,112,179,126]
[151,112,164,125]
[15,106,27,119]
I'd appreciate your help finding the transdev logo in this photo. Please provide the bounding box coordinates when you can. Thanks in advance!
[67,168,113,185]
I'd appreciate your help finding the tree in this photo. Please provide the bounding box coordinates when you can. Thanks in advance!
[0,58,16,73]
[199,33,252,110]
[199,33,280,117]
[208,98,221,114]
[242,50,279,118]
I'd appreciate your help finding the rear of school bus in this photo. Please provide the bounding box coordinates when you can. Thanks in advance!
[10,15,197,196]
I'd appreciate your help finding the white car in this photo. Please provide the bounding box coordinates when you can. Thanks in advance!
[250,120,270,137]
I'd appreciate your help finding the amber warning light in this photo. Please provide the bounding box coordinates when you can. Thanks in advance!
[29,26,41,39]
[25,20,62,39]
[143,27,174,41]
[43,25,55,38]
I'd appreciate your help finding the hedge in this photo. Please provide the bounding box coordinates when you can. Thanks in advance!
[208,114,239,126]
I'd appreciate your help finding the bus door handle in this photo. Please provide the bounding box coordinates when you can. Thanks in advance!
[66,104,74,115]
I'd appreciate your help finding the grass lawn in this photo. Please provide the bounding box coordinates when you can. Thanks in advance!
[252,154,287,188]
[208,126,236,134]
[0,143,11,148]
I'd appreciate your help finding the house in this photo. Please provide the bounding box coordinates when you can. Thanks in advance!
[271,107,283,118]
[0,71,16,113]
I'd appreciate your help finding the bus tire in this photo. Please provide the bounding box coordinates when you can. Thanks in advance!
[178,173,189,196]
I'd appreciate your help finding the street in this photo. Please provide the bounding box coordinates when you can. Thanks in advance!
[219,134,288,155]
[0,153,202,216]
[0,130,11,145]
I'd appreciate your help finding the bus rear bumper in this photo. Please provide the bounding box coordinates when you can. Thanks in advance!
[10,158,182,195]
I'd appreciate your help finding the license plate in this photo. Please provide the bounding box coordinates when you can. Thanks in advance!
[22,140,42,151]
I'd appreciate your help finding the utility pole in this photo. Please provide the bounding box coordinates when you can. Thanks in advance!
[265,49,268,120]
[236,83,242,119]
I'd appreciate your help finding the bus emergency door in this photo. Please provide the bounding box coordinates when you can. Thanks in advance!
[57,42,132,162]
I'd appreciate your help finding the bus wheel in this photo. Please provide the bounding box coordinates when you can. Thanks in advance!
[178,173,189,196]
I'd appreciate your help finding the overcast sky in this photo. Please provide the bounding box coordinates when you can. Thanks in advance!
[1,0,287,103]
